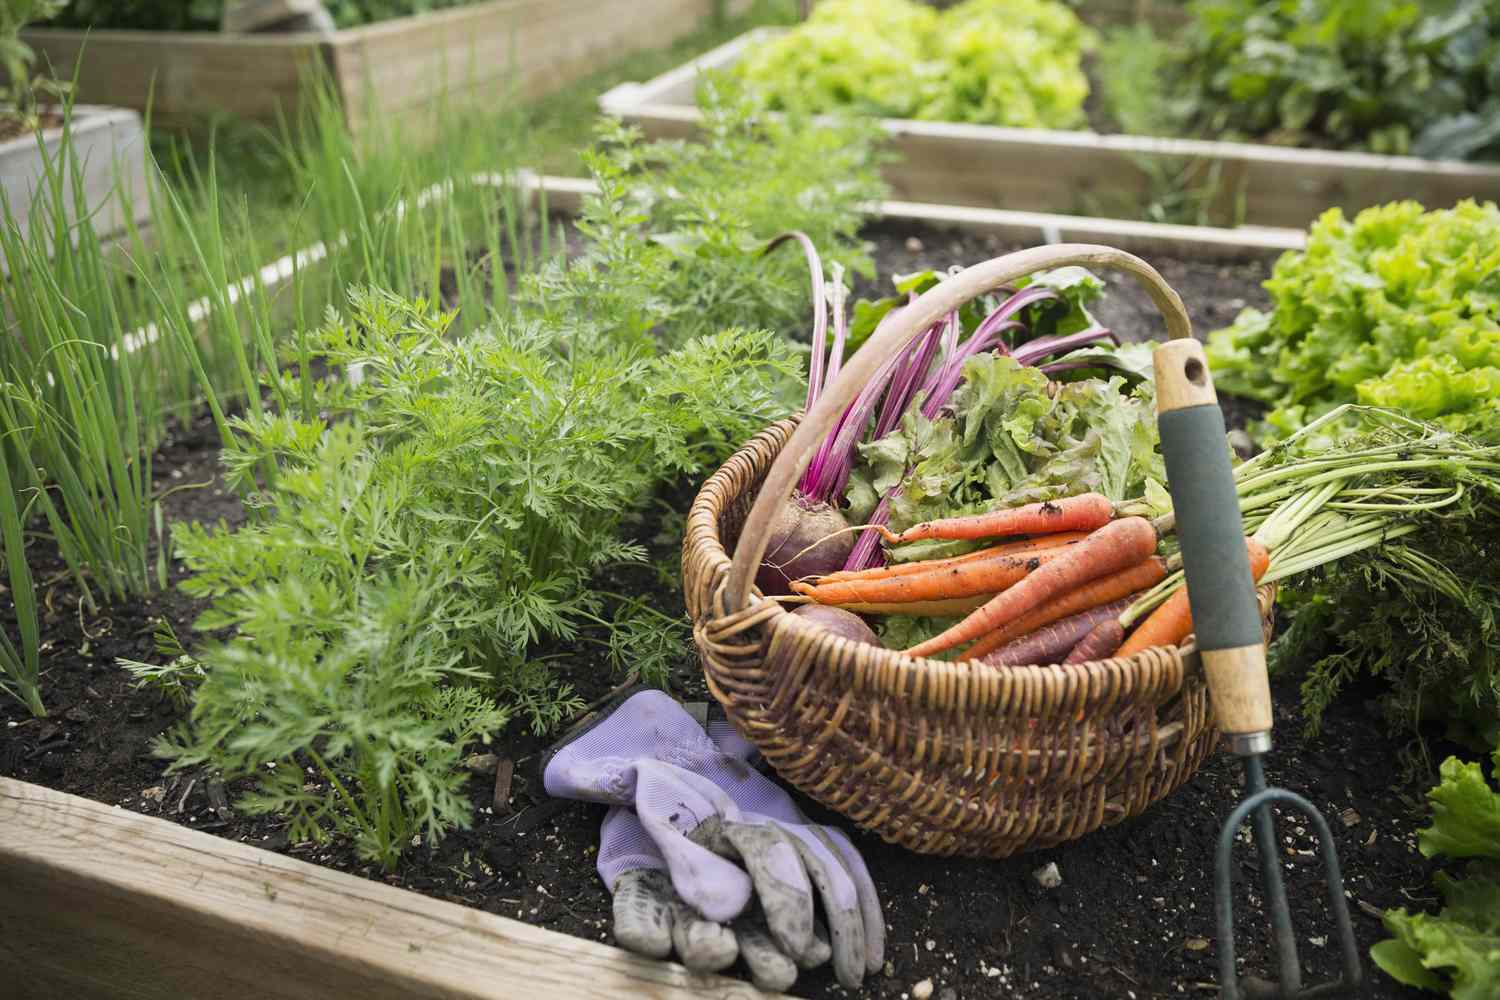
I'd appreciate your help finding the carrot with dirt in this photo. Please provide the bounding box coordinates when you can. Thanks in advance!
[905,516,1160,658]
[979,596,1136,666]
[1112,538,1271,660]
[881,493,1115,545]
[964,555,1169,660]
[794,546,1071,606]
[814,531,1088,584]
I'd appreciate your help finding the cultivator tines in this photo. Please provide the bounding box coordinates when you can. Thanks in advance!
[1152,340,1361,1000]
[1213,753,1361,999]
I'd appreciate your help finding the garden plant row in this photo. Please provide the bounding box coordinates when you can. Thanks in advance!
[2,20,1499,1000]
[605,0,1500,229]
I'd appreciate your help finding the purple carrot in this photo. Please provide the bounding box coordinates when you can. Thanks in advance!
[980,596,1135,666]
[1063,617,1126,664]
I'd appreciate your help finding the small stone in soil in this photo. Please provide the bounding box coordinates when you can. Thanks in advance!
[905,236,924,252]
[64,706,93,724]
[1186,938,1210,951]
[1033,862,1062,890]
[912,978,934,1000]
[464,752,499,775]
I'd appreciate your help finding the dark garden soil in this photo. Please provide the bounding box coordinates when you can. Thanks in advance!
[1,223,1435,999]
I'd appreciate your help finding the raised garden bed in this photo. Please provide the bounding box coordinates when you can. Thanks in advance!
[600,28,1500,230]
[0,105,149,249]
[19,0,755,134]
[0,189,1437,997]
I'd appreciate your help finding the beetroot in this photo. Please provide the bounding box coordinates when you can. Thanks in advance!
[789,603,880,648]
[754,495,853,596]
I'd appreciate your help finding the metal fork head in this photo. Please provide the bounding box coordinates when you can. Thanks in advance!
[1214,783,1363,1000]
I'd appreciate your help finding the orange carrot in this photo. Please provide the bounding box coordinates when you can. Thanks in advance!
[841,594,996,617]
[1115,539,1271,659]
[964,556,1170,660]
[881,493,1114,545]
[813,532,1088,585]
[905,516,1160,658]
[794,547,1069,606]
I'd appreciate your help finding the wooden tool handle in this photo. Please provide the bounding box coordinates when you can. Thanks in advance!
[1153,340,1272,744]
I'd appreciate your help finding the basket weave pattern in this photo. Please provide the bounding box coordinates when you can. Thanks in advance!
[682,245,1274,858]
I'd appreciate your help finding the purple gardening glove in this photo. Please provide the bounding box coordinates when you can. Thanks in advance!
[543,690,884,988]
[599,806,823,990]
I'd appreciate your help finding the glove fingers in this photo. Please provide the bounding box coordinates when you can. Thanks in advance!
[812,825,886,974]
[721,821,816,962]
[610,869,675,959]
[793,919,833,971]
[780,826,866,988]
[668,902,739,973]
[685,814,737,860]
[732,918,799,993]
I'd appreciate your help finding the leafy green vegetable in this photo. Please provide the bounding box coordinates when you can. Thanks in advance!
[845,356,1162,562]
[525,80,882,351]
[736,0,1093,129]
[1174,0,1500,161]
[1207,200,1500,442]
[1375,745,1500,999]
[165,290,800,869]
[156,87,876,869]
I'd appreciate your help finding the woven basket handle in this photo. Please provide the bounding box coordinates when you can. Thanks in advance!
[725,243,1193,610]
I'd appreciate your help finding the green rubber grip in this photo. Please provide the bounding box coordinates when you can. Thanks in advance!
[1158,403,1262,652]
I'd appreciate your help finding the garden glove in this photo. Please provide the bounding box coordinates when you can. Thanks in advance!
[599,804,827,991]
[542,689,884,988]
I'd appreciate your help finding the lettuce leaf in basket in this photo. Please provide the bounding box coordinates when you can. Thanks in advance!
[845,355,1162,563]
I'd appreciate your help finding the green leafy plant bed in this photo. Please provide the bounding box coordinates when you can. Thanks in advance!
[0,217,1444,999]
[15,0,756,131]
[602,26,1500,230]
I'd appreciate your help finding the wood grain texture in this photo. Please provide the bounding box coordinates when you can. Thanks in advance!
[0,106,151,253]
[19,28,324,126]
[0,777,777,1000]
[20,0,738,131]
[1153,338,1219,412]
[1202,645,1274,735]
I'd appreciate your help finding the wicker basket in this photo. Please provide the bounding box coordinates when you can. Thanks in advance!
[682,245,1275,858]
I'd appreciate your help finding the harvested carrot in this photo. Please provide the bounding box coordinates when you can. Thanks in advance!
[964,556,1170,660]
[1063,618,1126,664]
[905,516,1159,658]
[881,493,1114,545]
[980,596,1135,666]
[793,547,1069,606]
[813,532,1088,585]
[841,594,996,617]
[1115,539,1271,659]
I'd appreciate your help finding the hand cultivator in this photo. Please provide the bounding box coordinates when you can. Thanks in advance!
[1154,340,1362,1000]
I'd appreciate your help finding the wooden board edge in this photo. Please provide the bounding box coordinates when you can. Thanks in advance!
[0,777,780,1000]
[603,28,1500,181]
[524,173,1302,261]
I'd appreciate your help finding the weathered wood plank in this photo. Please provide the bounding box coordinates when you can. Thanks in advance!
[19,0,740,132]
[330,0,736,137]
[0,777,778,1000]
[19,28,325,126]
[606,28,1500,230]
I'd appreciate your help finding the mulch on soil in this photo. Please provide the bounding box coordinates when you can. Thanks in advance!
[2,224,1434,999]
